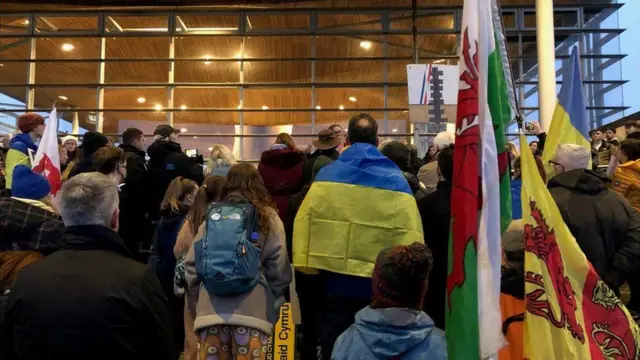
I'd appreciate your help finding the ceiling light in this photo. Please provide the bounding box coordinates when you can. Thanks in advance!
[203,55,212,65]
[154,104,163,111]
[193,136,198,139]
[57,95,68,101]
[349,96,357,102]
[234,51,243,59]
[180,105,187,110]
[338,105,345,110]
[360,41,372,50]
[403,110,409,113]
[0,64,3,67]
[22,20,29,25]
[180,128,187,133]
[208,147,214,151]
[137,97,146,104]
[237,104,242,109]
[315,105,321,110]
[392,128,398,133]
[61,43,75,52]
[261,105,269,110]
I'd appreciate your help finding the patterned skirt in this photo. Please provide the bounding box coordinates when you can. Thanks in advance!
[197,325,270,360]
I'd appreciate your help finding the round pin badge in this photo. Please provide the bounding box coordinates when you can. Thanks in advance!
[212,213,221,221]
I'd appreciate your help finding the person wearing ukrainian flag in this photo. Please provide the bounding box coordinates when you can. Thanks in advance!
[292,113,424,357]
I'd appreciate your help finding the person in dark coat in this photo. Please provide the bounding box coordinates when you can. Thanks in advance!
[416,145,453,330]
[380,140,428,202]
[0,172,174,360]
[301,129,342,186]
[67,131,109,178]
[409,144,425,175]
[548,144,640,304]
[258,133,306,221]
[148,177,198,358]
[284,155,333,360]
[147,125,203,221]
[118,128,153,261]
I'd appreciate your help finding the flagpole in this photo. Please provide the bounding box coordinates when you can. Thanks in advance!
[535,0,556,133]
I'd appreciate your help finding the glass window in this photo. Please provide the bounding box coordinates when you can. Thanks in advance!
[0,15,30,34]
[244,111,311,127]
[0,38,30,60]
[34,87,97,111]
[316,60,384,83]
[174,88,239,109]
[105,15,169,34]
[104,88,167,110]
[175,14,239,33]
[105,61,169,84]
[106,37,169,59]
[0,86,27,109]
[0,62,28,85]
[316,35,384,58]
[317,12,381,32]
[175,60,239,83]
[36,38,102,59]
[390,11,455,31]
[244,36,310,58]
[244,61,310,83]
[35,15,99,34]
[316,87,384,111]
[245,13,310,32]
[244,88,310,109]
[37,62,99,84]
[175,37,241,59]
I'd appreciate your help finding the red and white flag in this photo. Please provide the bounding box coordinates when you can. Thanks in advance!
[32,107,62,196]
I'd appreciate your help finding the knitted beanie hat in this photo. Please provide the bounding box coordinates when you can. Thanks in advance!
[371,242,433,310]
[12,165,51,200]
[17,113,45,133]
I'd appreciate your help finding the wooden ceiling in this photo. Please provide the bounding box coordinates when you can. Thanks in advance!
[0,0,598,132]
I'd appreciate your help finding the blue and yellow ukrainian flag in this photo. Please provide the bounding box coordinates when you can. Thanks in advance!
[541,46,591,167]
[292,143,423,277]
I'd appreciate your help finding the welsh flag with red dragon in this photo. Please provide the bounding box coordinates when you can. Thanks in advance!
[446,0,514,358]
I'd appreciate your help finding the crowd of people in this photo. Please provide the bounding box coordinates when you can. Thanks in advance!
[0,111,640,360]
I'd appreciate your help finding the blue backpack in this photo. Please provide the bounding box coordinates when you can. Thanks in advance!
[194,200,262,296]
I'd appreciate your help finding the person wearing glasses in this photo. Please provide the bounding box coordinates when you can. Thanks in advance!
[547,144,640,301]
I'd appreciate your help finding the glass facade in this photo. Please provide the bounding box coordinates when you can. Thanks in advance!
[0,2,628,159]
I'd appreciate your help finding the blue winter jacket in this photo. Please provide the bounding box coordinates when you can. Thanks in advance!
[511,178,522,220]
[331,307,448,360]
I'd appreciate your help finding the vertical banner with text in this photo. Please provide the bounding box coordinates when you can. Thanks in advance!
[267,302,295,360]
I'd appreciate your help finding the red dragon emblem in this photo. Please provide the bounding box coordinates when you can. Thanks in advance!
[524,200,585,343]
[446,27,480,307]
[32,153,61,196]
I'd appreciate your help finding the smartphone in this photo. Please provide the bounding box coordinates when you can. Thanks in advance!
[525,122,534,131]
[185,149,198,157]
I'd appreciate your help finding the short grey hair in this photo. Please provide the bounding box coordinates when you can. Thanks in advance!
[433,132,455,151]
[59,172,119,227]
[554,144,590,172]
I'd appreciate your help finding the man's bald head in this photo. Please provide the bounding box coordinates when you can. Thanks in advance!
[348,113,378,146]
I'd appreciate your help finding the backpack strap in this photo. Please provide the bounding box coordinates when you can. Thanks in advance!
[502,312,524,335]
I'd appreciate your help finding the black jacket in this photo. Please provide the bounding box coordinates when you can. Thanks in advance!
[548,169,640,288]
[0,225,174,360]
[147,140,203,220]
[67,132,109,178]
[417,180,452,330]
[301,148,339,186]
[118,144,153,258]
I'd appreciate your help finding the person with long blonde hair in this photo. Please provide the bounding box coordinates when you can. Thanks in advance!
[184,163,292,360]
[206,144,236,177]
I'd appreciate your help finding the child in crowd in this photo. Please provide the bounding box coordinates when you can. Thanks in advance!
[184,163,292,360]
[149,176,198,359]
[611,138,640,212]
[173,175,226,360]
[331,242,447,360]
